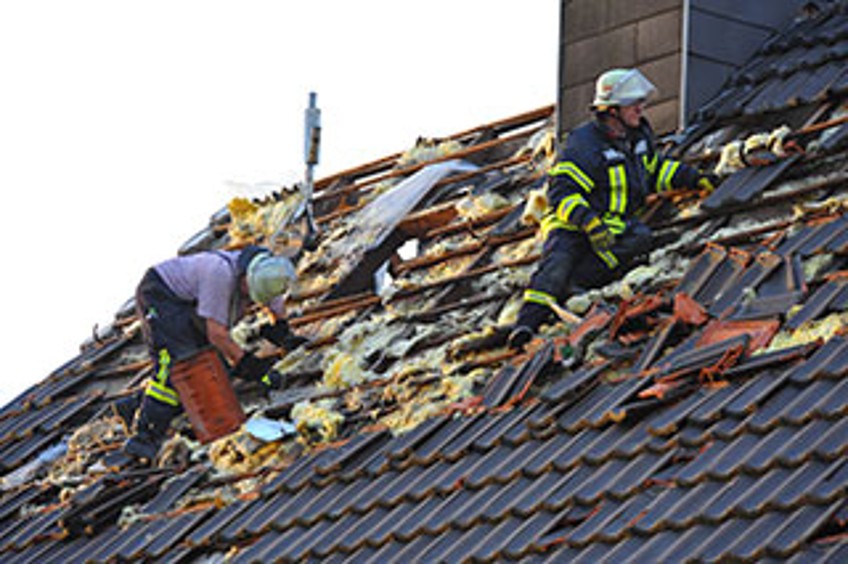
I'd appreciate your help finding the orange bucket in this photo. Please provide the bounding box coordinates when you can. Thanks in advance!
[170,348,246,444]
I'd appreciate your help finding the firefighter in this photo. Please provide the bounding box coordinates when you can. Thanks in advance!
[509,68,717,350]
[115,245,307,462]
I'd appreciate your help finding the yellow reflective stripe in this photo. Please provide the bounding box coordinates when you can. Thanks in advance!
[556,193,589,224]
[596,249,619,269]
[146,383,180,406]
[656,160,681,192]
[550,161,594,193]
[523,289,557,306]
[261,374,272,387]
[540,215,577,238]
[145,349,180,406]
[602,213,627,235]
[643,153,658,175]
[607,165,627,215]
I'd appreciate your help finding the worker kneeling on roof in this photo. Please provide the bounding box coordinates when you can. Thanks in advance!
[509,68,719,350]
[114,245,308,463]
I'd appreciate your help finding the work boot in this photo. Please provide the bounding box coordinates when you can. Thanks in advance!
[123,396,180,464]
[508,325,535,351]
[110,393,141,434]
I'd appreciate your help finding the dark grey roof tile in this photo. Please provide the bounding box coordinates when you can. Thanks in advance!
[567,499,624,547]
[742,424,797,473]
[3,506,62,552]
[665,481,727,526]
[808,416,848,460]
[735,467,795,517]
[787,335,847,384]
[545,465,596,511]
[334,506,391,553]
[788,279,848,331]
[551,428,603,471]
[727,511,790,561]
[655,523,716,562]
[305,512,360,557]
[501,510,560,559]
[435,522,498,563]
[771,459,833,509]
[699,475,759,523]
[385,415,449,463]
[141,466,205,514]
[185,498,250,547]
[380,462,431,504]
[229,528,288,563]
[746,383,801,432]
[540,362,607,406]
[143,509,212,560]
[796,216,848,257]
[701,157,799,213]
[598,489,657,540]
[632,484,689,534]
[811,459,848,502]
[776,418,832,466]
[522,431,576,476]
[512,470,567,517]
[766,504,840,558]
[818,374,848,417]
[390,495,445,542]
[471,407,532,452]
[465,439,536,488]
[218,496,269,541]
[574,459,631,505]
[779,379,840,424]
[283,516,342,561]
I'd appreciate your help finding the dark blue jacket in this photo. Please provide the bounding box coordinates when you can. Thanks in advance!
[543,118,700,236]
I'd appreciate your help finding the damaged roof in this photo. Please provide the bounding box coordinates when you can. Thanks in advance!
[2,3,848,562]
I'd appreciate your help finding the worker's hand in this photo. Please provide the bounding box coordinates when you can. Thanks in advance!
[233,353,277,382]
[583,216,616,251]
[259,320,311,351]
[259,320,293,347]
[260,370,284,391]
[697,172,721,194]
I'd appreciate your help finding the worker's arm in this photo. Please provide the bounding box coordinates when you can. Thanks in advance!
[205,318,244,366]
[547,153,597,230]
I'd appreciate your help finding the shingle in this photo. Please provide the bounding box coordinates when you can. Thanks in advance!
[141,466,205,514]
[700,475,759,522]
[766,504,838,557]
[143,509,212,560]
[566,499,624,547]
[185,498,250,547]
[770,459,832,509]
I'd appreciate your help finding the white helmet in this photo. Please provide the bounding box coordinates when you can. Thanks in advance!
[246,253,296,305]
[592,68,657,110]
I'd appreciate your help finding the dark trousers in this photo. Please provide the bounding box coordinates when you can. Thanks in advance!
[133,268,209,431]
[516,220,653,331]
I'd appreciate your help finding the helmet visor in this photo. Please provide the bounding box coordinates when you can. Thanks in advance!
[608,69,657,107]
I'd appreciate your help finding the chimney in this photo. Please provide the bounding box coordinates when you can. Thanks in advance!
[557,0,809,137]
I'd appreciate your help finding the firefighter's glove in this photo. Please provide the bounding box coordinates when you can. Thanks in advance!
[584,217,615,251]
[259,320,311,351]
[233,353,277,383]
[260,370,284,391]
[697,172,720,194]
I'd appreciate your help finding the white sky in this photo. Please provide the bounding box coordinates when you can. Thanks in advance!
[0,1,558,407]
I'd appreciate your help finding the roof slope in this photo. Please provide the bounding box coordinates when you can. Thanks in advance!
[2,3,848,562]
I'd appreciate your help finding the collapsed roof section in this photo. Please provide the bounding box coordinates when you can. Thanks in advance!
[2,3,848,562]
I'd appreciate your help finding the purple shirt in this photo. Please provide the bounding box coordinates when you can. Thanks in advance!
[154,251,242,326]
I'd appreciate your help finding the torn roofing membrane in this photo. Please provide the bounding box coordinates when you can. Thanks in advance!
[2,5,848,562]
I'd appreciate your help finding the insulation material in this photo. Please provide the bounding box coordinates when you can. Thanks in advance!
[226,194,304,248]
[713,125,793,175]
[766,311,848,352]
[396,137,463,168]
[209,427,285,474]
[291,399,345,443]
[322,351,372,390]
[454,192,510,221]
[521,187,548,226]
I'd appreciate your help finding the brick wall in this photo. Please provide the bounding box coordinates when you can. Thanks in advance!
[559,0,683,134]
